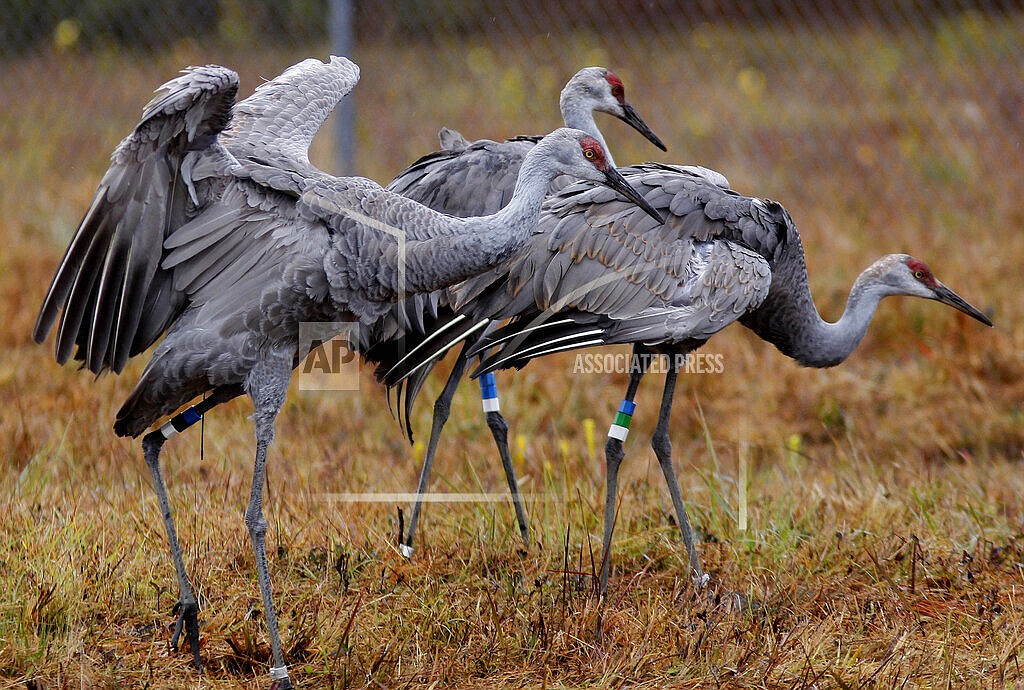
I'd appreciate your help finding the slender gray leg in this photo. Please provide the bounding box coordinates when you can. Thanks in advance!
[244,355,293,689]
[143,431,202,670]
[402,344,472,557]
[650,363,707,589]
[402,344,531,555]
[599,349,647,598]
[140,394,229,670]
[485,403,532,548]
[473,325,530,544]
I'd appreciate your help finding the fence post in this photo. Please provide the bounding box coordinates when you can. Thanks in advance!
[329,0,355,175]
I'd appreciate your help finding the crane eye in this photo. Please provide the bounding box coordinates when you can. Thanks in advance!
[584,147,596,160]
[914,270,924,280]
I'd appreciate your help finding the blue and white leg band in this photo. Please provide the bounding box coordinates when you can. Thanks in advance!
[479,372,500,414]
[607,400,636,442]
[159,406,203,439]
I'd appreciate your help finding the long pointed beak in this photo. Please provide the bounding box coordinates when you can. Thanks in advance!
[933,283,993,327]
[602,166,665,224]
[618,103,667,152]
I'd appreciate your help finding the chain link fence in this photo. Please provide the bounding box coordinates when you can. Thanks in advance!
[3,1,1022,282]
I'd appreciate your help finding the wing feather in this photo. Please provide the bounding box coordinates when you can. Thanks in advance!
[34,65,240,374]
[223,56,359,171]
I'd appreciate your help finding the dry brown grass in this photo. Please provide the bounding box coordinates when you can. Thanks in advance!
[1,13,1023,689]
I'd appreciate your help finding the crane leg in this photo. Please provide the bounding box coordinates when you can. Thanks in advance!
[599,353,646,598]
[485,403,532,544]
[244,354,293,689]
[650,364,707,589]
[473,327,530,547]
[402,343,472,557]
[143,432,203,670]
[141,390,234,671]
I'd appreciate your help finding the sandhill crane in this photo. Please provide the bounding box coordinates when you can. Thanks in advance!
[376,66,666,554]
[384,162,993,596]
[32,57,662,687]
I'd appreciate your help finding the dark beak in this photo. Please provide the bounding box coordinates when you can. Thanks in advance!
[602,166,665,224]
[933,284,993,327]
[618,103,667,152]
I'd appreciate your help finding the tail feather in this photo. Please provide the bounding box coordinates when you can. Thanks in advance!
[470,315,609,376]
[399,361,437,441]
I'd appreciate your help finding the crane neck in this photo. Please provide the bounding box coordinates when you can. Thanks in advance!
[559,103,615,167]
[497,136,569,225]
[741,238,890,368]
[389,137,561,296]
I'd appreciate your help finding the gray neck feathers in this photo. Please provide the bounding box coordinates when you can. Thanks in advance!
[396,140,556,296]
[559,98,614,167]
[741,237,886,368]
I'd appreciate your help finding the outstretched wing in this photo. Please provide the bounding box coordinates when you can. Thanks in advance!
[223,55,359,173]
[158,178,329,337]
[33,65,240,374]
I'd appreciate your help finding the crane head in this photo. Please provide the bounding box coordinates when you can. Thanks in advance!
[878,255,992,326]
[570,131,665,225]
[562,67,667,152]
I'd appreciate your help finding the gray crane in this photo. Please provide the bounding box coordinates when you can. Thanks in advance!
[376,66,666,555]
[31,56,662,687]
[384,162,993,597]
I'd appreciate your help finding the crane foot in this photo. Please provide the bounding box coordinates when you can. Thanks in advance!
[169,599,202,670]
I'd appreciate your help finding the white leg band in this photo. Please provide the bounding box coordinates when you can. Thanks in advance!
[270,665,289,680]
[481,397,501,413]
[608,424,629,441]
[159,421,178,439]
[399,544,414,558]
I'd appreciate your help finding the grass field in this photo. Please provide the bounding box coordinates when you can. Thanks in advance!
[1,11,1023,689]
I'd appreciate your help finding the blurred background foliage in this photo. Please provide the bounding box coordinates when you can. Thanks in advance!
[3,0,1022,50]
[3,0,1021,189]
